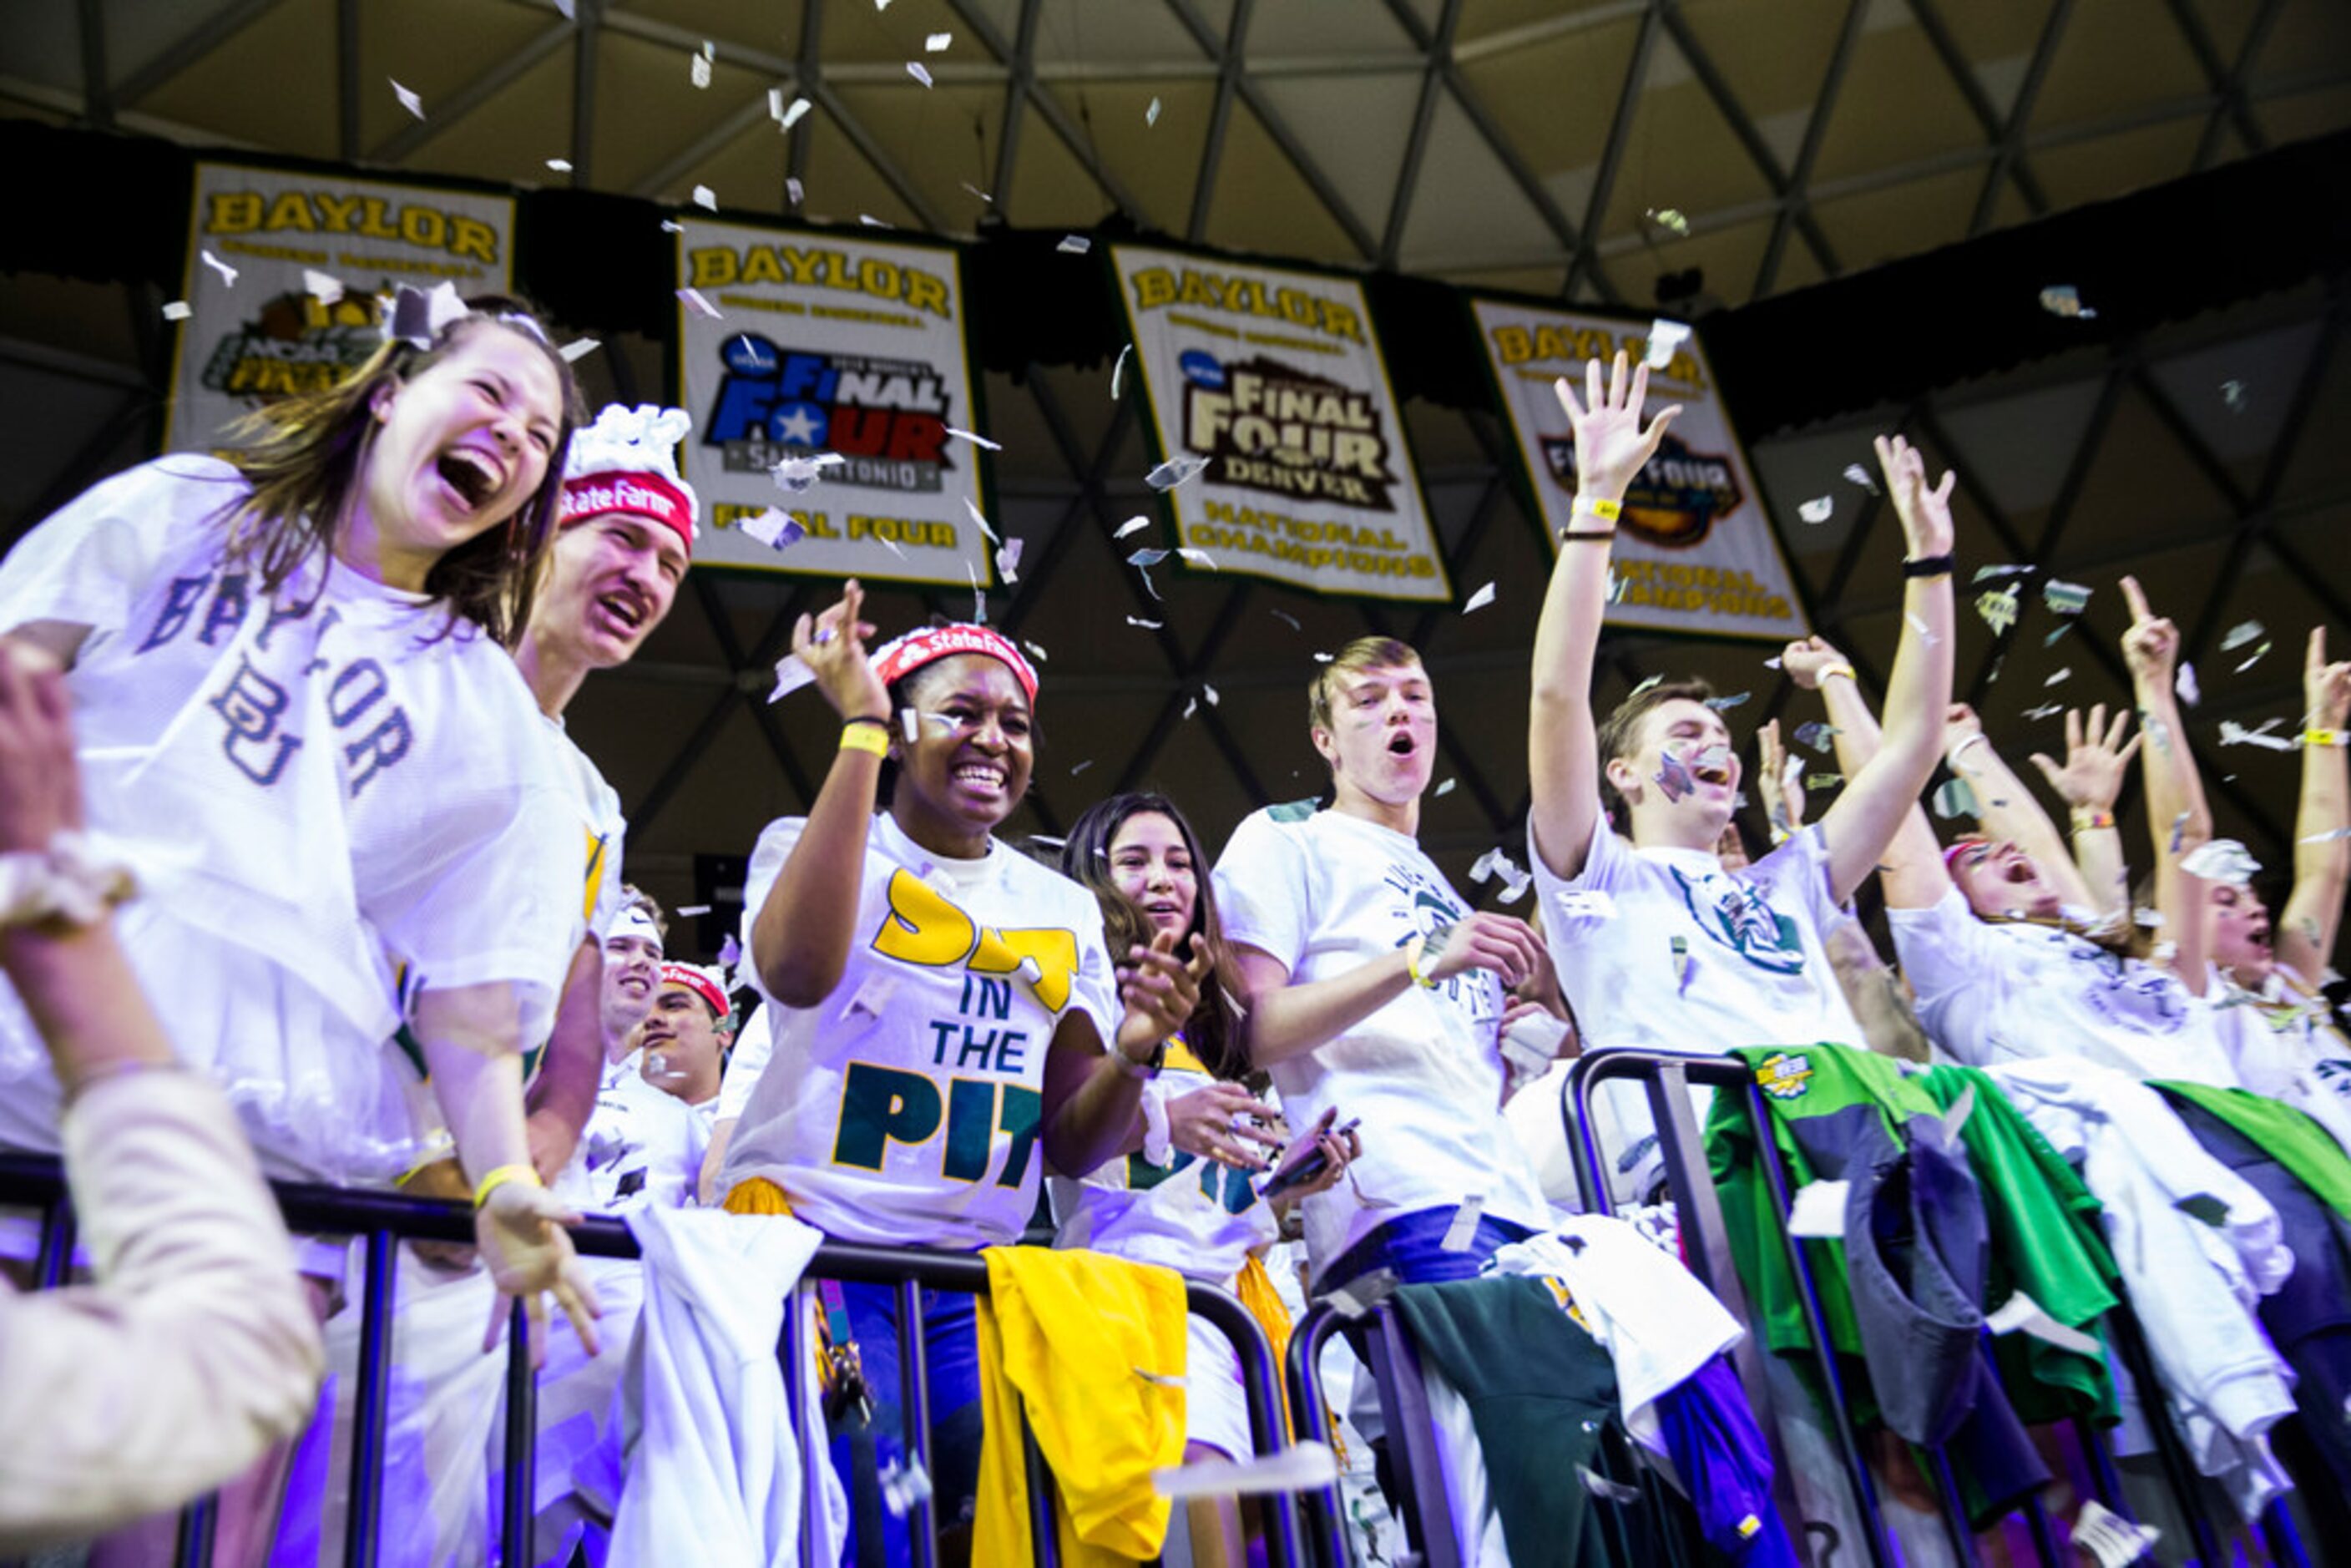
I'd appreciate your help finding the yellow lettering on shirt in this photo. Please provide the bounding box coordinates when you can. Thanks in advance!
[871,868,1079,1012]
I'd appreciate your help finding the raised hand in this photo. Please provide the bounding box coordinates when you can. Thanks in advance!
[1758,717,1805,836]
[1164,1080,1283,1171]
[1115,928,1208,1063]
[1780,634,1851,690]
[1424,911,1547,992]
[1551,352,1683,502]
[475,1181,602,1365]
[2306,626,2351,730]
[1874,434,1956,560]
[2030,704,2141,811]
[2118,575,2179,687]
[791,578,887,723]
[0,638,81,857]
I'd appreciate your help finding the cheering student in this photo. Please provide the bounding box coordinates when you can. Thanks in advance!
[0,291,600,1562]
[716,584,1206,1563]
[1211,635,1555,1297]
[1051,792,1358,1568]
[1524,353,1955,1185]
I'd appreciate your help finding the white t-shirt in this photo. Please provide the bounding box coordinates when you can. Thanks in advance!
[0,457,580,1183]
[552,1067,715,1216]
[541,716,627,943]
[720,812,1121,1249]
[716,1002,771,1124]
[2204,967,2351,1152]
[1888,888,2238,1085]
[1212,803,1549,1274]
[1049,1056,1282,1285]
[1534,817,1864,1056]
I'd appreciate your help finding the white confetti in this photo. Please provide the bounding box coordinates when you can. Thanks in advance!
[2300,827,2351,844]
[1271,609,1301,630]
[962,498,998,544]
[1146,96,1163,127]
[1933,777,1979,821]
[994,539,1024,583]
[1182,698,1197,721]
[677,286,722,319]
[1797,496,1833,524]
[1058,234,1092,255]
[1843,463,1878,496]
[2220,379,2247,413]
[2176,663,2200,707]
[1154,1441,1337,1501]
[2025,702,2064,720]
[1111,343,1133,401]
[906,61,933,87]
[1070,759,1096,775]
[1463,581,1497,615]
[1114,515,1150,539]
[691,185,718,210]
[1023,640,1048,662]
[1176,547,1218,570]
[925,31,952,51]
[944,426,1000,451]
[2071,1500,2161,1568]
[1146,454,1211,491]
[1125,616,1162,630]
[1438,1195,1487,1252]
[960,181,993,203]
[780,96,812,131]
[2037,284,2097,321]
[1646,206,1690,236]
[661,220,683,233]
[545,157,573,172]
[2044,668,2071,687]
[558,336,600,363]
[1787,1180,1849,1239]
[1643,318,1691,371]
[2222,621,2268,655]
[200,250,237,287]
[2234,641,2272,674]
[2181,840,2261,887]
[303,269,343,304]
[391,78,424,119]
[675,904,712,917]
[770,452,844,493]
[738,508,806,550]
[161,300,191,321]
[1313,652,1333,663]
[1986,1289,2101,1356]
[690,52,711,88]
[1433,777,1456,797]
[861,215,892,229]
[879,1456,933,1518]
[2042,579,2091,615]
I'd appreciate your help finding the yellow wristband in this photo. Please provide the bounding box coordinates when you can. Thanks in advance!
[840,723,890,757]
[472,1163,540,1210]
[2303,729,2346,749]
[2070,809,2116,832]
[1403,932,1440,989]
[1820,665,1856,685]
[1573,495,1623,521]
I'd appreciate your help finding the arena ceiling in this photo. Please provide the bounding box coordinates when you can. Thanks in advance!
[3,0,2348,957]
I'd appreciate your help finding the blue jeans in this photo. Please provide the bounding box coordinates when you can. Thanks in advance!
[830,1282,983,1567]
[1310,1204,1539,1297]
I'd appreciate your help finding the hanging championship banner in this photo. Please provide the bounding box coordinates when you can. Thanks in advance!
[1110,245,1449,603]
[676,219,989,585]
[1471,298,1809,641]
[166,162,514,453]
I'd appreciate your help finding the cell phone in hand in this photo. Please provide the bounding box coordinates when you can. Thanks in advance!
[1256,1116,1360,1201]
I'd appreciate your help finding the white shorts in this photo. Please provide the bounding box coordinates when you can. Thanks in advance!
[1184,1310,1254,1462]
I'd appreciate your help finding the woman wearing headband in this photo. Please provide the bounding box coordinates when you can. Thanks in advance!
[717,581,1206,1563]
[0,290,601,1561]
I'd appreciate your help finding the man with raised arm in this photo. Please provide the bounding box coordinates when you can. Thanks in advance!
[1213,636,1555,1294]
[1525,353,1955,1118]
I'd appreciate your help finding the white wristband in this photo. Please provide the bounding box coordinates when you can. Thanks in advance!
[1946,732,1990,773]
[1139,1081,1174,1167]
[0,831,136,929]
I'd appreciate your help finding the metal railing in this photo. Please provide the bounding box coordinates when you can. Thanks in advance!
[0,1154,1307,1568]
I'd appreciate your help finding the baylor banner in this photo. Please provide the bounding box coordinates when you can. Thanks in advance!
[166,162,514,452]
[677,219,989,585]
[1471,298,1809,641]
[1111,245,1448,603]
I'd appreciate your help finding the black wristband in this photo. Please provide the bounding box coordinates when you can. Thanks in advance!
[1902,552,1954,579]
[1557,528,1617,543]
[842,714,890,729]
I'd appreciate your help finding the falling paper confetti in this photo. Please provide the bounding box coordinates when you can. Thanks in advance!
[1434,777,1456,797]
[1630,674,1664,698]
[2222,620,2266,653]
[1129,548,1170,569]
[391,78,424,119]
[1057,234,1092,255]
[906,62,933,87]
[1644,318,1691,372]
[944,426,1000,451]
[2218,718,2296,751]
[780,96,812,130]
[2038,284,2096,320]
[1796,721,1838,754]
[738,509,806,550]
[1146,96,1163,126]
[161,300,191,321]
[1933,777,1979,821]
[546,157,573,172]
[691,185,718,211]
[1153,1441,1337,1501]
[200,250,238,287]
[1843,463,1878,495]
[690,52,711,88]
[1463,581,1497,615]
[1976,585,2020,636]
[2025,702,2064,720]
[860,215,892,229]
[2042,579,2091,615]
[2235,641,2272,674]
[926,31,952,50]
[1146,454,1211,491]
[661,220,683,233]
[1271,609,1301,630]
[2181,840,2261,886]
[879,1456,933,1517]
[2169,812,2190,853]
[678,287,722,319]
[1023,640,1048,662]
[960,498,998,544]
[1069,759,1095,775]
[770,452,845,493]
[2045,668,2071,687]
[2221,379,2247,413]
[1114,516,1150,539]
[2301,827,2351,844]
[1703,691,1750,712]
[1974,564,2035,582]
[1111,343,1133,401]
[1202,684,1220,706]
[675,903,712,918]
[2044,623,2074,649]
[1181,698,1197,721]
[994,539,1024,583]
[559,337,600,363]
[1125,617,1162,630]
[303,269,343,304]
[1176,547,1218,570]
[959,181,993,203]
[2176,664,2201,707]
[1798,496,1833,524]
[1646,207,1691,236]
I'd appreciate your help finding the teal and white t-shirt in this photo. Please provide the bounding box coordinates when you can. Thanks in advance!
[1214,803,1549,1273]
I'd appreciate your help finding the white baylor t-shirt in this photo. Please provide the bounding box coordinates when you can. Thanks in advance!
[0,457,580,1183]
[1888,888,2237,1085]
[721,812,1121,1249]
[553,1066,715,1217]
[1212,803,1548,1274]
[541,716,627,943]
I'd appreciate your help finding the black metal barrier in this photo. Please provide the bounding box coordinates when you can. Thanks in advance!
[1557,1048,2313,1568]
[0,1154,1306,1568]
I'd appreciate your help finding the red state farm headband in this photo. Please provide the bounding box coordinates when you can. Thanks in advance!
[658,962,729,1021]
[871,623,1039,704]
[559,472,696,557]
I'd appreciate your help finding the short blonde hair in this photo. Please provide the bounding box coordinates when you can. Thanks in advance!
[1308,636,1422,736]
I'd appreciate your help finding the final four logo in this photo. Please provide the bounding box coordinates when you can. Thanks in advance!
[1541,432,1742,549]
[703,333,951,495]
[1754,1052,1813,1100]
